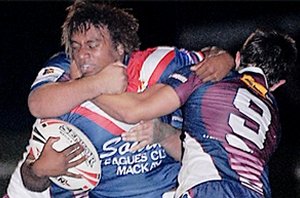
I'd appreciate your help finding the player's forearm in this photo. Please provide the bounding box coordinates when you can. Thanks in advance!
[28,75,107,118]
[94,93,141,123]
[157,122,182,161]
[95,85,180,124]
[21,160,51,192]
[94,94,169,124]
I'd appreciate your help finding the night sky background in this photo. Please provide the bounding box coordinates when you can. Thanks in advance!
[1,1,300,197]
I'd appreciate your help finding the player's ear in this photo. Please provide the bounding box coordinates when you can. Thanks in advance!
[270,79,286,92]
[117,44,125,56]
[70,60,82,79]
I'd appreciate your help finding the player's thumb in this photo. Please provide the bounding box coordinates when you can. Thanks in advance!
[190,63,201,71]
[46,136,60,147]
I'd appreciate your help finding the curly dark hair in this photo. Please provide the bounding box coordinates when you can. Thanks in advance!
[61,0,140,57]
[239,29,297,86]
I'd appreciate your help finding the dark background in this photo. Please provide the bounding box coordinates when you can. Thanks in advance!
[1,1,300,197]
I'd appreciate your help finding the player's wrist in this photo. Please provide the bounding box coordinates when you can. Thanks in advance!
[30,160,48,178]
[21,159,51,192]
[75,74,104,100]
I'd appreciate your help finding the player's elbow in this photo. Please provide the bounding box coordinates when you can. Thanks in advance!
[22,181,48,193]
[123,115,141,124]
[118,109,142,124]
[28,93,44,118]
[28,91,57,118]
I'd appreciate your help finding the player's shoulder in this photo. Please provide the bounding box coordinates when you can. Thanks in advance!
[43,51,70,70]
[30,52,71,90]
[130,46,176,58]
[144,46,177,53]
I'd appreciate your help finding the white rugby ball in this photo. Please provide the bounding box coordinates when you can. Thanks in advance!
[30,118,101,191]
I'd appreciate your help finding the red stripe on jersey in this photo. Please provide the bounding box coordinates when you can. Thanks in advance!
[73,106,124,136]
[126,48,157,92]
[76,168,100,180]
[148,50,175,87]
[126,47,175,91]
[39,118,63,126]
[127,48,157,92]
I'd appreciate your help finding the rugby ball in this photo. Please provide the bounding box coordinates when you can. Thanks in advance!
[30,118,101,191]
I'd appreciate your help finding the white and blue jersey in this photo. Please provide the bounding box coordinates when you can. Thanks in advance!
[27,47,204,197]
[6,52,71,198]
[165,66,280,198]
[30,52,71,91]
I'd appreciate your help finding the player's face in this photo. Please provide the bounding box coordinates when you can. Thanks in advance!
[70,25,124,77]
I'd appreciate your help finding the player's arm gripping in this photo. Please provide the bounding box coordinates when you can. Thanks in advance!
[21,155,51,192]
[123,119,182,161]
[21,138,85,192]
[192,46,235,82]
[29,61,127,118]
[95,84,181,124]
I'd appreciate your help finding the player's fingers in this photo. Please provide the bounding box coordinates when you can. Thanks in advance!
[122,131,144,142]
[127,123,147,137]
[135,121,151,134]
[123,129,150,142]
[130,141,148,152]
[198,64,220,82]
[63,142,81,157]
[190,60,206,72]
[65,171,82,178]
[141,121,151,130]
[136,131,150,142]
[70,60,82,79]
[66,145,84,161]
[67,155,86,169]
[128,124,143,133]
[121,131,136,142]
[191,64,208,79]
[201,72,219,83]
[46,137,60,148]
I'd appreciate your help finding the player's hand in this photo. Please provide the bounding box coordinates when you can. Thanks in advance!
[122,119,162,152]
[32,137,86,178]
[70,60,82,79]
[96,61,128,94]
[191,46,234,82]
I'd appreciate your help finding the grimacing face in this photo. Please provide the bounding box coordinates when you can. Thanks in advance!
[70,25,124,77]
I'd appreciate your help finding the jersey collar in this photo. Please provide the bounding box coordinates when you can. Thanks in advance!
[238,67,269,89]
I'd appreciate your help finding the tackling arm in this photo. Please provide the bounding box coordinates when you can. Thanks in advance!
[29,48,232,119]
[94,84,181,124]
[29,61,127,118]
[123,119,182,161]
[29,74,108,118]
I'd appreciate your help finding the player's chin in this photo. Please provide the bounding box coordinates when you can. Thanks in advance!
[83,71,96,77]
[81,64,97,77]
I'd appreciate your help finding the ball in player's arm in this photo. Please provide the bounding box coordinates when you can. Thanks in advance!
[21,139,85,192]
[21,49,233,194]
[19,1,234,197]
